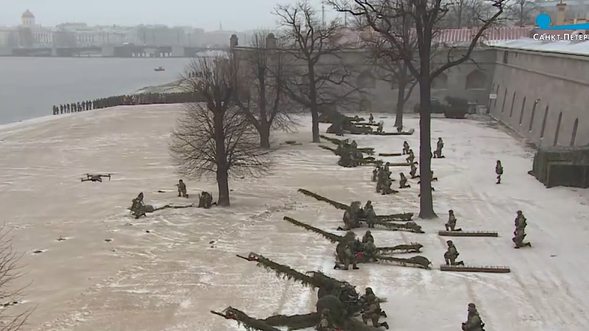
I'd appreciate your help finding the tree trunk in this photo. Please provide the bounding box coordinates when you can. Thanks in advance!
[418,75,437,219]
[216,166,230,206]
[311,106,320,143]
[214,106,230,206]
[394,81,406,128]
[259,121,271,149]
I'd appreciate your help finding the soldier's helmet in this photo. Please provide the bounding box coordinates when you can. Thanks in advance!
[179,179,183,183]
[447,240,453,245]
[468,303,476,308]
[386,162,390,165]
[322,308,330,316]
[347,231,356,237]
[365,287,373,294]
[138,192,144,198]
[449,209,454,213]
[517,210,522,214]
[365,230,371,235]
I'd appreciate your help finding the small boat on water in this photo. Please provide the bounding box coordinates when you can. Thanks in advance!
[154,66,165,72]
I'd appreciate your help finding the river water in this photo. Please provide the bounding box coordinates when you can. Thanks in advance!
[0,57,192,125]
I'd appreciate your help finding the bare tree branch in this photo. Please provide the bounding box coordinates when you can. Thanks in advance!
[232,30,301,148]
[0,225,32,331]
[170,56,273,206]
[327,0,505,218]
[274,0,363,143]
[505,0,539,27]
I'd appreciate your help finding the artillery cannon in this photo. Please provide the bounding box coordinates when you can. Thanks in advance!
[297,189,414,222]
[226,252,387,330]
[319,135,375,154]
[211,295,382,331]
[282,217,430,269]
[283,217,424,252]
[236,252,377,316]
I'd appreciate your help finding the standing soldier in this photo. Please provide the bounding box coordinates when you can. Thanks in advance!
[176,179,188,198]
[495,160,503,184]
[369,113,374,124]
[372,166,379,182]
[402,141,410,155]
[335,238,359,270]
[434,137,444,158]
[364,202,376,227]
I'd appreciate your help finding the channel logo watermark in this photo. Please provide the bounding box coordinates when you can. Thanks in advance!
[533,13,589,41]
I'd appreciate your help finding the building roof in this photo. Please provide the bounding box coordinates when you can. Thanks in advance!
[491,38,589,56]
[435,27,532,43]
[22,10,34,18]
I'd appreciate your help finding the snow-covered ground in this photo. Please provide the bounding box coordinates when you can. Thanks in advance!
[1,105,588,331]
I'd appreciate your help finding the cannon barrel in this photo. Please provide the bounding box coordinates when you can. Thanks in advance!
[283,216,342,243]
[297,189,414,221]
[210,307,282,331]
[236,252,320,288]
[297,189,349,210]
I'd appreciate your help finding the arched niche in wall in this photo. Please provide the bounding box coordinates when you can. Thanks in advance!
[465,70,486,90]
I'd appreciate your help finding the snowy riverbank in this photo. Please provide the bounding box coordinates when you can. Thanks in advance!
[1,106,588,330]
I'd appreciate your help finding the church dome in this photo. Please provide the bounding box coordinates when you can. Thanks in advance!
[22,10,35,18]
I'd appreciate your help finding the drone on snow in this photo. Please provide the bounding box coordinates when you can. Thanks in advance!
[81,173,112,182]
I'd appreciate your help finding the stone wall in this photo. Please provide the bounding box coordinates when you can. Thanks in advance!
[232,35,496,114]
[489,48,589,147]
[362,49,496,112]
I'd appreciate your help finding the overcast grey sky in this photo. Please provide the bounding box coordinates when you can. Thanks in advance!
[0,0,341,31]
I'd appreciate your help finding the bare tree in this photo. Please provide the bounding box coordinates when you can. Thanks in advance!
[170,56,272,206]
[506,0,538,27]
[232,30,298,149]
[357,18,417,127]
[443,0,496,28]
[274,0,360,143]
[0,225,31,331]
[329,0,505,218]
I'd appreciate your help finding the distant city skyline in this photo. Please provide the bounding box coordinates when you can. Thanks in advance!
[0,0,340,31]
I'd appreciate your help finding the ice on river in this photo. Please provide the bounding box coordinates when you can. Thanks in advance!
[0,105,588,331]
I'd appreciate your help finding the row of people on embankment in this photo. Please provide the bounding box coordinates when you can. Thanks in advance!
[51,91,205,115]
